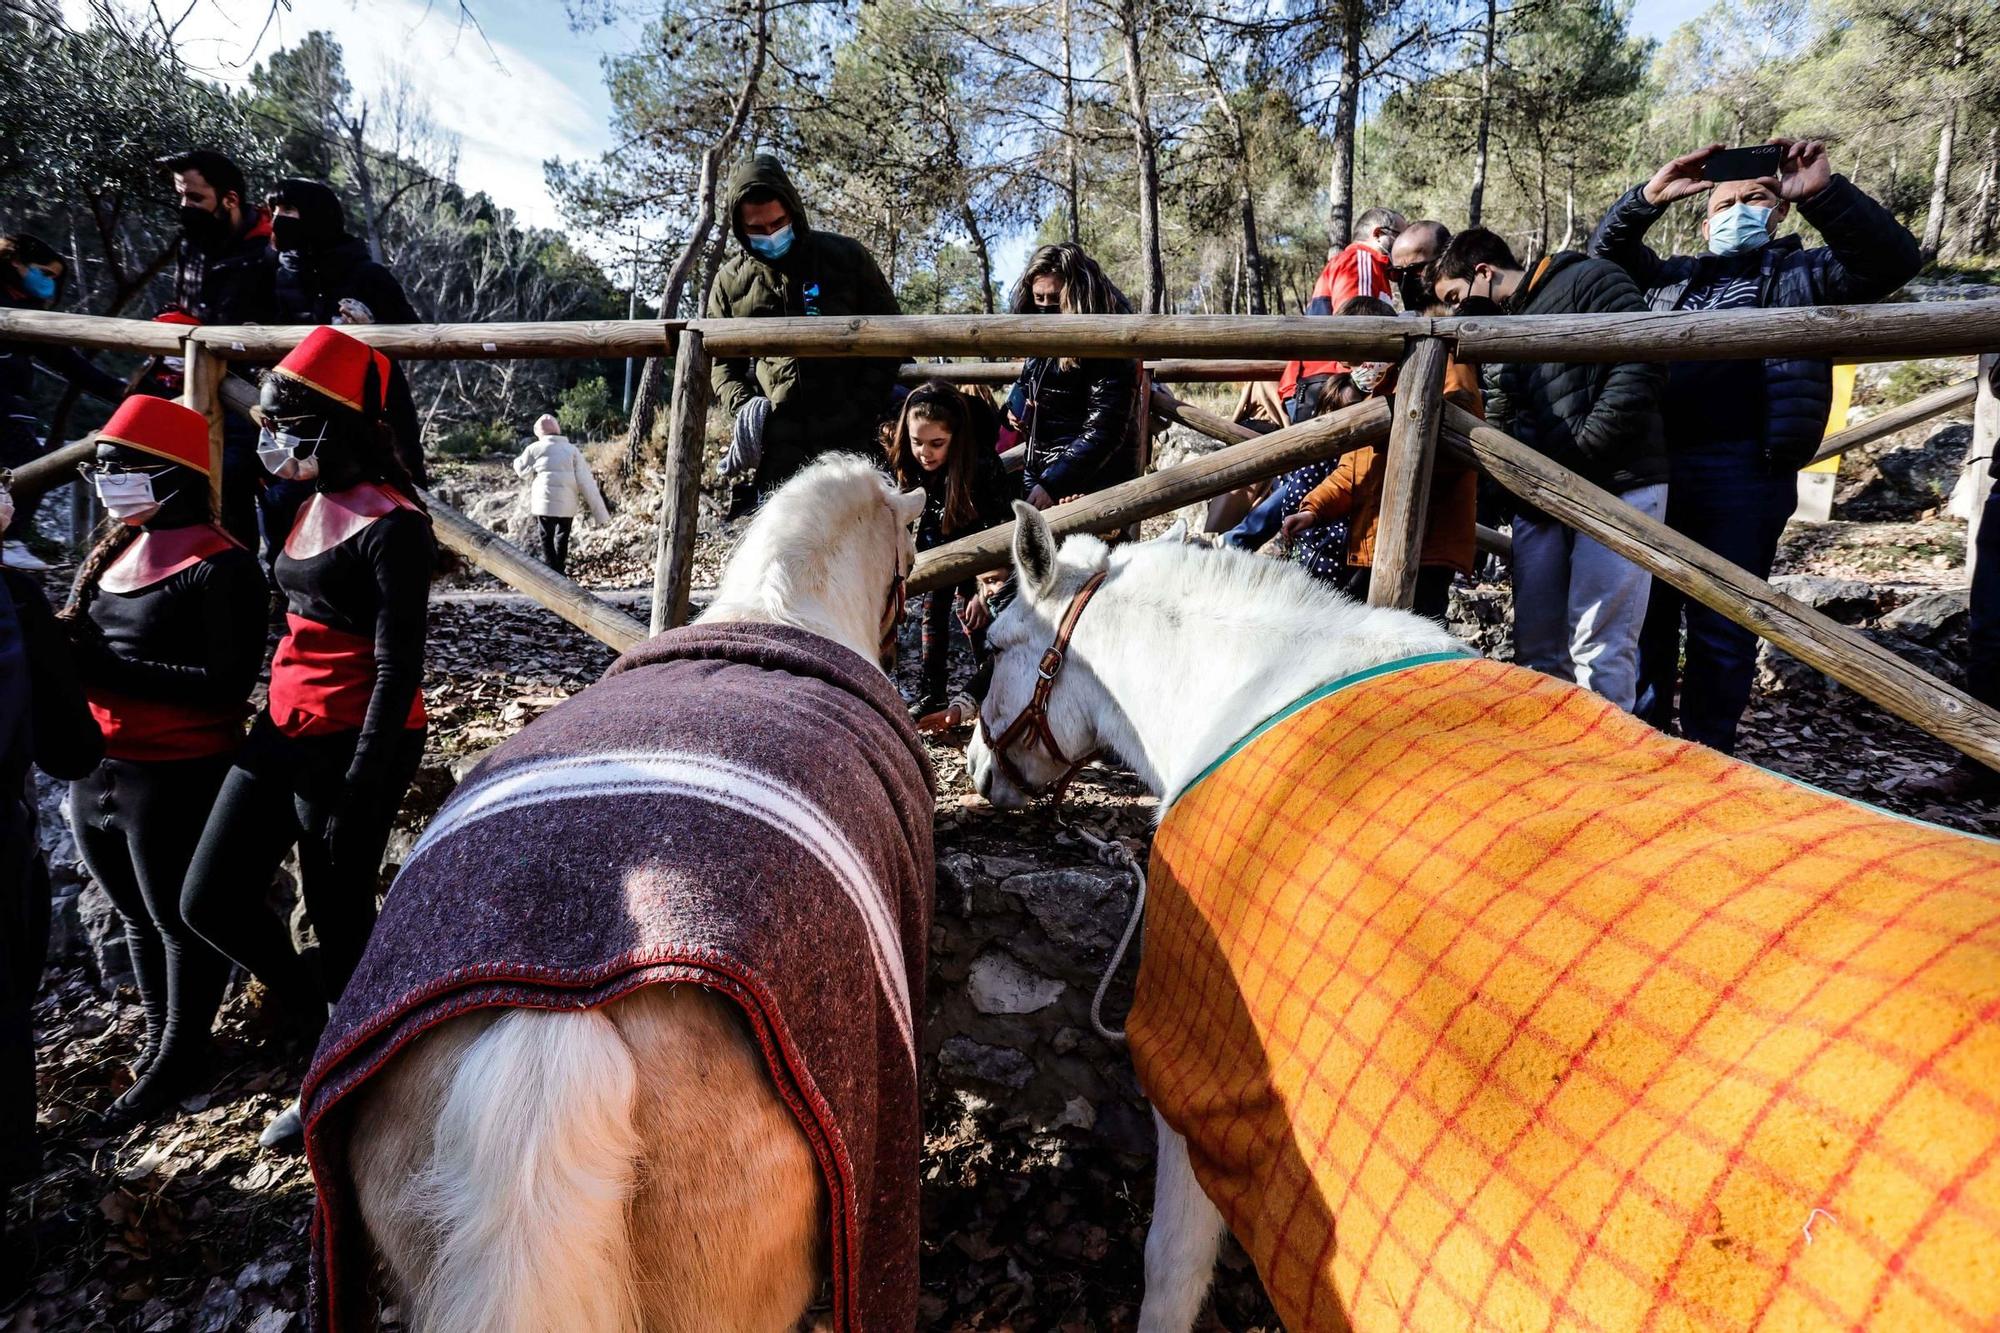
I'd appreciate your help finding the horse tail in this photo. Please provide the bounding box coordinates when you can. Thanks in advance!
[412,1008,644,1333]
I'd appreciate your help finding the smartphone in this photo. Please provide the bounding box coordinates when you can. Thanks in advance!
[1701,144,1784,183]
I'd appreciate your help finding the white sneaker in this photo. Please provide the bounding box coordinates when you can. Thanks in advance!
[2,541,49,571]
[259,1099,305,1152]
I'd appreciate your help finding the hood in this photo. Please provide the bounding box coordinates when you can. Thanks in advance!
[724,153,811,257]
[270,178,349,251]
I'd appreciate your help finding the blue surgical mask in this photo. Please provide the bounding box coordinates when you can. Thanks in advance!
[746,225,794,260]
[19,267,56,301]
[1707,203,1773,256]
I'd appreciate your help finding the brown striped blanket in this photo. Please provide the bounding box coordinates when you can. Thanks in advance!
[300,622,936,1331]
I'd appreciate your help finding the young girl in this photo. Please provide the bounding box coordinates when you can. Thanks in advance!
[884,381,1016,723]
[58,397,266,1118]
[180,325,433,1145]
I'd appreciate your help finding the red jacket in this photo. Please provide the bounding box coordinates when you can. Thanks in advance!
[1277,241,1393,402]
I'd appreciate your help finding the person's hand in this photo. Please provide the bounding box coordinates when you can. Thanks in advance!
[1280,509,1321,541]
[959,595,991,635]
[1768,137,1831,202]
[1027,485,1056,511]
[1642,143,1723,207]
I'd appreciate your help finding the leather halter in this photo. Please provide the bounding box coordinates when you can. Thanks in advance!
[878,572,908,662]
[978,570,1108,807]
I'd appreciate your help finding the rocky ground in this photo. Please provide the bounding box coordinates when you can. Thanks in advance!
[4,358,1993,1331]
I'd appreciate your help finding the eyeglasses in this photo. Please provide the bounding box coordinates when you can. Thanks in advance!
[78,460,172,482]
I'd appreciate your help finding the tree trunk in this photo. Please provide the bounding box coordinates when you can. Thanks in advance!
[1326,0,1365,246]
[1557,163,1576,252]
[1973,125,1999,256]
[343,108,388,263]
[1061,0,1082,244]
[1207,73,1267,315]
[961,199,996,313]
[1467,0,1497,228]
[1921,102,1958,259]
[623,1,771,473]
[1119,0,1166,312]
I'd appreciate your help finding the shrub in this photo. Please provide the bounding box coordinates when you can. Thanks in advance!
[557,377,627,441]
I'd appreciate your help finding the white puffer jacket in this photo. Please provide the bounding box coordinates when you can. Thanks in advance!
[513,434,611,522]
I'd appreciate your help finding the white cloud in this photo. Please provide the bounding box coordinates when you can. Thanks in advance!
[66,0,610,230]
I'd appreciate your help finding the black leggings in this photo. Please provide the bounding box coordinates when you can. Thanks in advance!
[919,581,987,708]
[1337,565,1455,623]
[182,717,426,1011]
[538,516,574,576]
[71,756,234,1070]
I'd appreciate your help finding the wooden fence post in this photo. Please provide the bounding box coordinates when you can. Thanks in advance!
[1442,404,2000,770]
[1368,336,1450,608]
[650,328,711,635]
[181,334,225,516]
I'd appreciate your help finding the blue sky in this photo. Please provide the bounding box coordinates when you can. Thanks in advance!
[74,0,1714,283]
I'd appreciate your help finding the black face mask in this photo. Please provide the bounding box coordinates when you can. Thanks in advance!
[1398,271,1432,314]
[269,214,306,254]
[1031,301,1062,314]
[1452,294,1505,318]
[179,204,227,247]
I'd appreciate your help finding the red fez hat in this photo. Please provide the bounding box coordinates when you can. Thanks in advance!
[152,308,201,328]
[96,396,212,474]
[271,325,391,414]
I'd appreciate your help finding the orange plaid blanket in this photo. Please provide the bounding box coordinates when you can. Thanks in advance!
[1130,655,2000,1331]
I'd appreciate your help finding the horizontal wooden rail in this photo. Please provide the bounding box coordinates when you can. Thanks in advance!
[196,320,686,361]
[898,358,1286,385]
[1810,377,1978,466]
[3,302,1996,365]
[1148,386,1512,560]
[908,398,1391,595]
[0,308,186,356]
[1440,403,2000,769]
[423,493,648,653]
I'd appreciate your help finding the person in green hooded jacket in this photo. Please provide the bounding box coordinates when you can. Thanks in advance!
[708,153,903,497]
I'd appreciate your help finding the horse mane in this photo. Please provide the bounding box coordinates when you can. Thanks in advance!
[703,453,905,652]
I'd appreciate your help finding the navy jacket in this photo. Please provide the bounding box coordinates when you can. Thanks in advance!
[1588,175,1920,471]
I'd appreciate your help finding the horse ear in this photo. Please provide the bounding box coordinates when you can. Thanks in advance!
[892,487,925,526]
[1011,500,1058,598]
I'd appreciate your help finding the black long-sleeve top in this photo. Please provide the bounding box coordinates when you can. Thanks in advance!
[73,537,267,760]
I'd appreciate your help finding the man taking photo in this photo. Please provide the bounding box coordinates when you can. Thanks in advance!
[1589,138,1920,754]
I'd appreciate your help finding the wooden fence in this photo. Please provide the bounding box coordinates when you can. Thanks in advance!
[1,301,1996,769]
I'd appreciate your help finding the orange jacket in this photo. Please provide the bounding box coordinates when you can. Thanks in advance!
[1299,358,1484,576]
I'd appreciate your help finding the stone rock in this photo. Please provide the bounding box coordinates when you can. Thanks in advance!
[999,867,1134,954]
[1879,588,1970,643]
[967,949,1065,1015]
[1054,1096,1096,1131]
[1754,642,1825,695]
[1837,424,1971,521]
[1770,574,1880,622]
[76,880,135,991]
[938,1035,1035,1090]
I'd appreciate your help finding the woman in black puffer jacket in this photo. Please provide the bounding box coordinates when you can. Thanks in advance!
[1004,245,1142,508]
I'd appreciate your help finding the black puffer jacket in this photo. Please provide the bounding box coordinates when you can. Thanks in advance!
[171,207,275,326]
[1588,175,1920,471]
[913,445,1018,551]
[267,180,427,485]
[1481,252,1667,495]
[1009,357,1142,499]
[706,155,902,488]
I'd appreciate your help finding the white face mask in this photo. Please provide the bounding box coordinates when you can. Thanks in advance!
[258,423,324,481]
[92,469,166,526]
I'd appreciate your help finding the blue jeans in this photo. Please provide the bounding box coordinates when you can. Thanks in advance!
[1513,483,1669,712]
[1635,450,1798,753]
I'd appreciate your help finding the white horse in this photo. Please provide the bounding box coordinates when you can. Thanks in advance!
[966,502,1464,1332]
[345,455,925,1333]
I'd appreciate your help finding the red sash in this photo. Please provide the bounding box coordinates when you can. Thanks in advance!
[269,614,426,738]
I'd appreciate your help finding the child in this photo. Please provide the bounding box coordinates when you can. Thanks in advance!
[513,414,610,577]
[883,381,1017,726]
[1280,312,1486,621]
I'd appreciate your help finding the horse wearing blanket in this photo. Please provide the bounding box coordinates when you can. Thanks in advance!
[302,457,932,1333]
[970,502,2000,1332]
